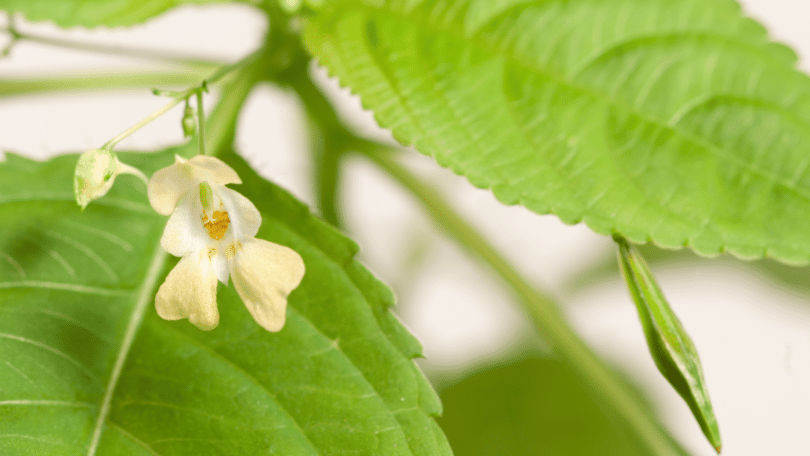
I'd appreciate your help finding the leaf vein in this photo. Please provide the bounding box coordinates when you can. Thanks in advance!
[0,332,100,383]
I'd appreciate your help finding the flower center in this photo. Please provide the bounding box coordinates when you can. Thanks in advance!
[202,210,230,240]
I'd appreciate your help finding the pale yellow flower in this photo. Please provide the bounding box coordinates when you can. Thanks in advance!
[148,155,305,331]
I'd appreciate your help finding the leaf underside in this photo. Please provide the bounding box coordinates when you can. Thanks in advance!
[438,357,646,456]
[0,150,450,455]
[304,0,810,265]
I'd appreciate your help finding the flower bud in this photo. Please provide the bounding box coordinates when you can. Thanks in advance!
[74,149,119,209]
[182,104,197,137]
[74,149,147,209]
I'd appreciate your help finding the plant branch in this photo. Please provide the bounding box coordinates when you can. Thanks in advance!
[291,75,347,227]
[357,148,688,455]
[196,89,207,156]
[169,48,268,159]
[101,50,261,152]
[0,24,227,68]
[0,71,209,98]
[264,16,350,227]
[288,55,687,454]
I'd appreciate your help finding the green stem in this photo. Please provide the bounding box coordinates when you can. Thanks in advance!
[286,72,350,227]
[189,53,265,159]
[0,25,226,68]
[196,90,207,156]
[101,50,260,152]
[314,139,344,228]
[300,89,345,227]
[0,71,209,98]
[284,64,685,453]
[103,95,187,150]
[358,148,688,456]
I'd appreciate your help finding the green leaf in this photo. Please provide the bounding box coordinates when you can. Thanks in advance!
[615,236,721,453]
[0,149,450,455]
[1,0,235,28]
[304,0,810,264]
[437,356,646,456]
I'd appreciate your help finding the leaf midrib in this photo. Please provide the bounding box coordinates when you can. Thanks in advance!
[85,245,167,456]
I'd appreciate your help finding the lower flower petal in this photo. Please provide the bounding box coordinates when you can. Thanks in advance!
[229,239,305,332]
[155,249,220,330]
[160,195,210,257]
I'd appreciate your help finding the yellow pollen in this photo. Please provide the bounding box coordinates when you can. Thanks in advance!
[202,210,230,240]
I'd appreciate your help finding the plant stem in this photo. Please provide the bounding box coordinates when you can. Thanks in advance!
[101,50,260,151]
[198,54,265,158]
[357,148,688,456]
[196,91,207,156]
[287,60,686,453]
[0,25,226,69]
[102,95,186,150]
[295,77,346,227]
[0,72,209,98]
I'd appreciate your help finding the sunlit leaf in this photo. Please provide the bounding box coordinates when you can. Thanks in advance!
[0,149,450,455]
[304,0,810,264]
[615,236,721,453]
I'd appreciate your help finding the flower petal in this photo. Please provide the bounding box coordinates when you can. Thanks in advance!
[229,239,305,332]
[148,156,196,215]
[211,251,229,285]
[155,249,220,330]
[187,155,242,185]
[148,156,242,216]
[215,185,261,240]
[160,195,210,257]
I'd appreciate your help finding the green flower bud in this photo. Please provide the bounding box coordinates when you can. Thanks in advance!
[182,104,197,137]
[74,149,119,209]
[74,149,148,210]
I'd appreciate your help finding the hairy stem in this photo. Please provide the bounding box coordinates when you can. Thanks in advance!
[357,148,688,456]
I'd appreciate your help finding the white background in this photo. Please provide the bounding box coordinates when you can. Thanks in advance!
[1,1,809,455]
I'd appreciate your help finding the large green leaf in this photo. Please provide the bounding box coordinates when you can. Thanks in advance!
[437,357,645,456]
[616,236,720,452]
[304,0,810,264]
[0,149,450,455]
[0,0,235,28]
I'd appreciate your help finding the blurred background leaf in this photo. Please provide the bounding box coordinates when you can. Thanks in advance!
[437,356,649,456]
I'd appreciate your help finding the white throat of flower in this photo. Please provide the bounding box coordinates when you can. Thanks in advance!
[148,155,305,331]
